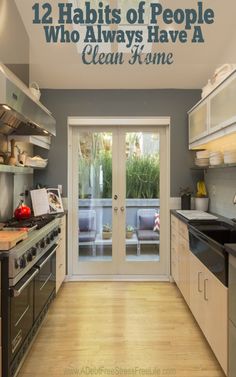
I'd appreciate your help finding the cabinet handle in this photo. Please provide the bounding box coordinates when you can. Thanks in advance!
[198,272,203,292]
[204,279,208,301]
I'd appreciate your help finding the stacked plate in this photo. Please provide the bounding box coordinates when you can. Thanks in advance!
[224,150,236,164]
[209,151,223,166]
[195,150,209,167]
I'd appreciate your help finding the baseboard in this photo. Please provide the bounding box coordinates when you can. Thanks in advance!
[65,274,171,282]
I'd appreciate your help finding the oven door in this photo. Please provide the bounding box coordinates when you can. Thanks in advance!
[34,244,57,320]
[10,268,38,362]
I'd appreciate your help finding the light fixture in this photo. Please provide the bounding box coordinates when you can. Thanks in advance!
[2,104,11,111]
[43,130,49,135]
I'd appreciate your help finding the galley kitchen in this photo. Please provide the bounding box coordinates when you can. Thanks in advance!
[0,1,236,377]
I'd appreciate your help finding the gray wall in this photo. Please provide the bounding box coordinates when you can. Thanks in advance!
[35,89,201,197]
[0,0,29,84]
[205,168,236,218]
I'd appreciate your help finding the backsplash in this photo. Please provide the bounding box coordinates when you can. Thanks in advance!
[205,168,236,218]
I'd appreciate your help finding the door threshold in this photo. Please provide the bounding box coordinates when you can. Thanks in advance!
[66,274,170,282]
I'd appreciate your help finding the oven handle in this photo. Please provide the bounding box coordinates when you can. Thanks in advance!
[11,269,39,297]
[36,244,58,270]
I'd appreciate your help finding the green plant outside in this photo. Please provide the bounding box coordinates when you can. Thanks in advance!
[79,152,160,199]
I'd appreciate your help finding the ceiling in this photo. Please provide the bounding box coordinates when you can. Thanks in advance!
[15,0,236,89]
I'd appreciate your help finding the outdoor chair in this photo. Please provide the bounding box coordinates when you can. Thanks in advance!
[136,209,160,256]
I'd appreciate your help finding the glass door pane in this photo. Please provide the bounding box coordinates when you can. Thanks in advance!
[78,131,113,262]
[125,132,160,262]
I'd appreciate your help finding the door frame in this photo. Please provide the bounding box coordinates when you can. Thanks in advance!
[67,117,171,281]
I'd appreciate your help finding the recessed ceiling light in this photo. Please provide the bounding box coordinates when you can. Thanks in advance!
[2,105,11,111]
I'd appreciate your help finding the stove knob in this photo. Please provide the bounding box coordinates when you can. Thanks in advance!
[27,252,33,262]
[15,259,19,269]
[50,234,54,241]
[58,227,61,234]
[20,257,26,269]
[32,247,37,257]
[46,237,50,245]
[40,240,45,248]
[53,230,58,237]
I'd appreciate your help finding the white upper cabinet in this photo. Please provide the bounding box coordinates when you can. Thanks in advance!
[189,102,208,143]
[210,75,236,133]
[188,71,236,149]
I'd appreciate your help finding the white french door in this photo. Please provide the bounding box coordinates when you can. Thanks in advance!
[68,118,170,279]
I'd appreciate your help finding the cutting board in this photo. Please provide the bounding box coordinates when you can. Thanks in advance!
[0,230,28,250]
[176,210,218,221]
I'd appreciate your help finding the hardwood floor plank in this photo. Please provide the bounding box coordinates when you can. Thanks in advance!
[18,282,225,377]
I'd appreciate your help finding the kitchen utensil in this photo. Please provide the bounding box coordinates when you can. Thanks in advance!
[8,139,16,166]
[14,200,31,220]
[0,230,28,250]
[18,151,27,165]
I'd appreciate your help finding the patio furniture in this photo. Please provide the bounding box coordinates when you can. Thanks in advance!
[78,210,96,256]
[136,209,160,256]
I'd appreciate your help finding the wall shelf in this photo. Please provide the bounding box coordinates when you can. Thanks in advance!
[191,163,236,170]
[0,165,33,174]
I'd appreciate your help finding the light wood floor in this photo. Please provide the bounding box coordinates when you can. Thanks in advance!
[18,282,225,377]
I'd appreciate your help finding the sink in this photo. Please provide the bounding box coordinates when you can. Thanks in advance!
[193,221,236,245]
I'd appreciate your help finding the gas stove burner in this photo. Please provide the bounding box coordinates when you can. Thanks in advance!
[4,215,54,231]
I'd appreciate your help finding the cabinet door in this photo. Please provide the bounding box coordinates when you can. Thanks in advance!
[56,216,66,293]
[171,227,179,284]
[189,253,205,330]
[203,266,228,375]
[210,74,236,133]
[189,102,208,143]
[178,236,190,305]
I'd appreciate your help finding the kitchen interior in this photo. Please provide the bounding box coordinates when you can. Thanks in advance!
[0,1,236,377]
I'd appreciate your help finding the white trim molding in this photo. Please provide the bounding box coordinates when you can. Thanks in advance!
[68,116,171,127]
[67,116,171,280]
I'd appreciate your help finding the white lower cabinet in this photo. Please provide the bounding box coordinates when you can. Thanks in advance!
[56,216,66,293]
[171,216,190,305]
[171,215,228,375]
[189,252,228,375]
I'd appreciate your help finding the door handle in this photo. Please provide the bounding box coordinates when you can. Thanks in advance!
[197,272,203,293]
[204,279,208,301]
[120,207,125,212]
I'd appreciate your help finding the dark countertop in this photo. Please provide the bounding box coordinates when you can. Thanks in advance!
[225,244,236,258]
[171,209,236,227]
[171,209,236,257]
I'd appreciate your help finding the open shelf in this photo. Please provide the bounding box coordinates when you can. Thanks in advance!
[0,165,33,174]
[191,163,236,170]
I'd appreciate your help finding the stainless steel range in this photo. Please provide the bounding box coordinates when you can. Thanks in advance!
[1,215,62,377]
[8,217,60,285]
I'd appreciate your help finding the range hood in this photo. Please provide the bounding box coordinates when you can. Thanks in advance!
[0,64,56,136]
